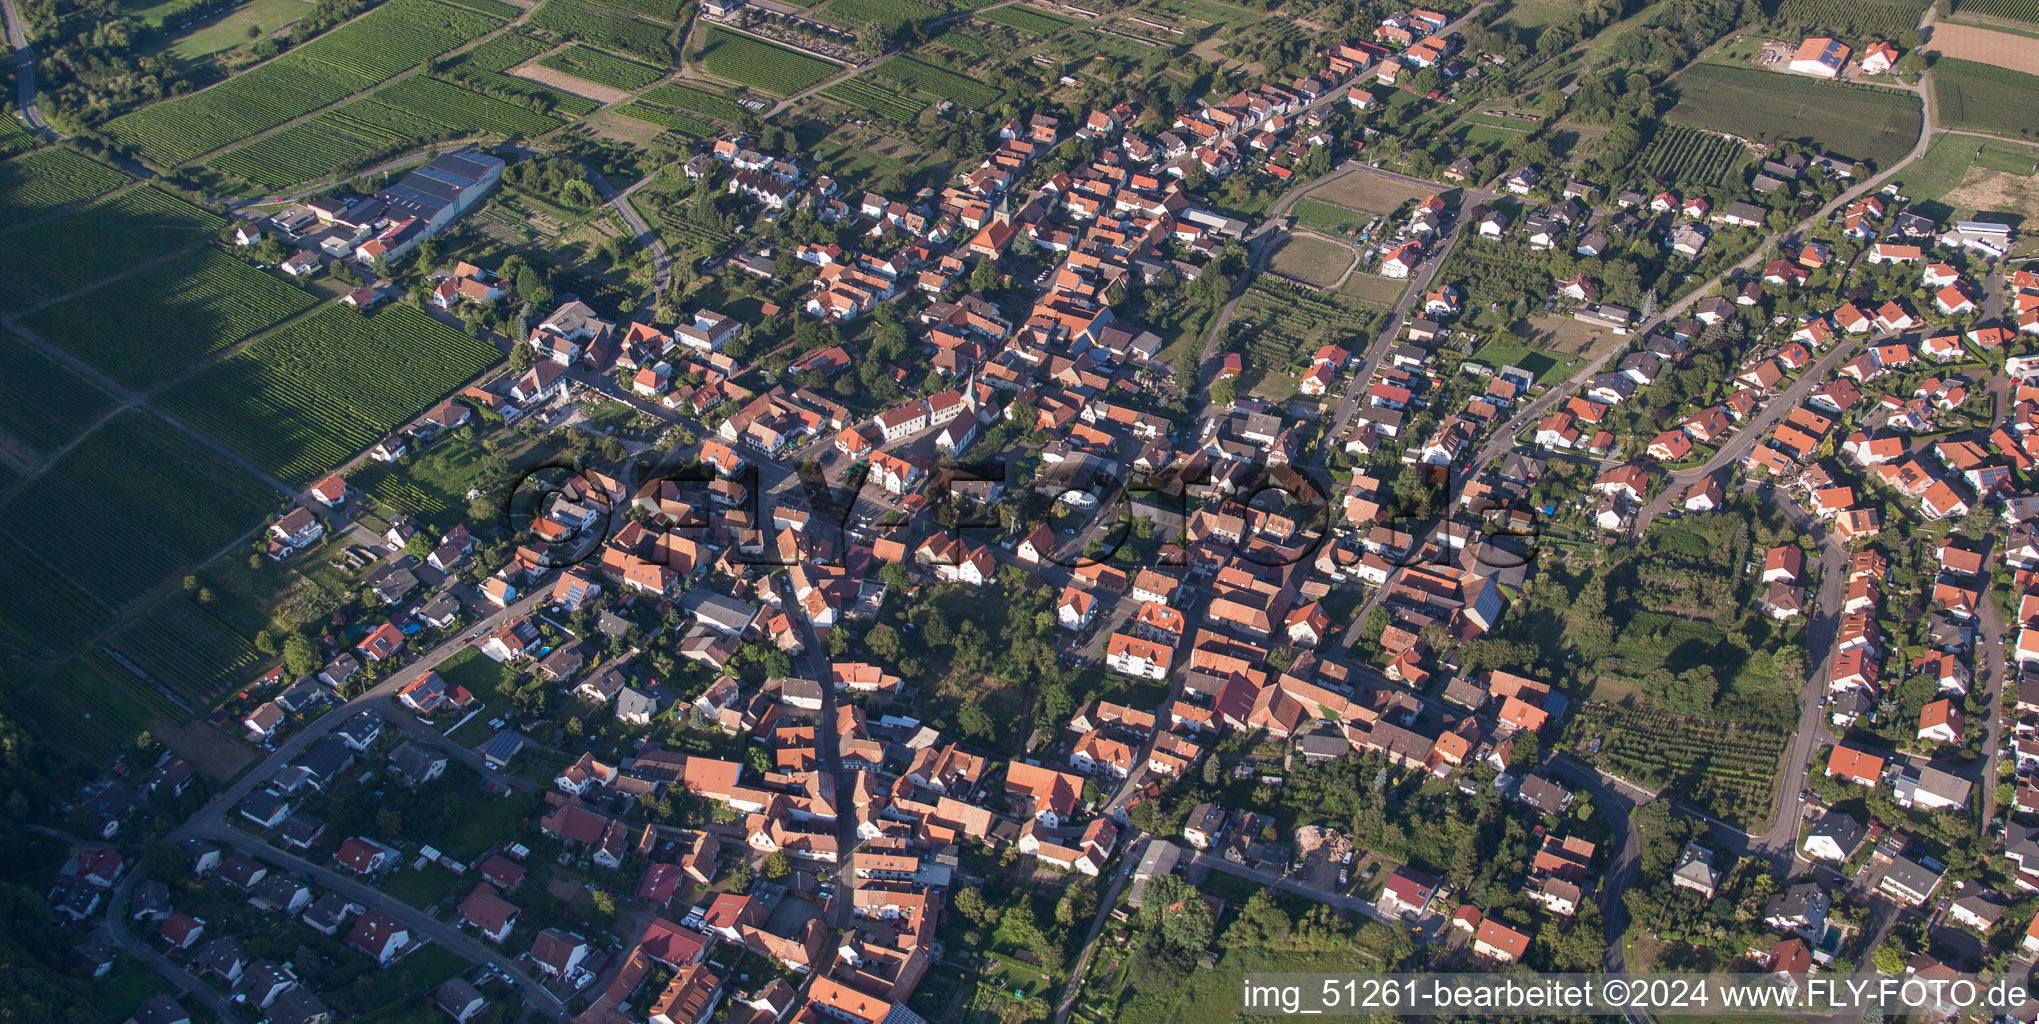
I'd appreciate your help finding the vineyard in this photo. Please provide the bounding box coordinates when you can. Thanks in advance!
[528,0,677,61]
[0,150,133,228]
[0,537,109,656]
[819,0,941,30]
[616,102,718,135]
[100,0,505,167]
[0,409,279,613]
[13,662,158,764]
[1773,0,1931,40]
[211,76,563,187]
[1668,64,1923,168]
[539,43,667,89]
[921,24,1004,60]
[1931,58,2039,138]
[22,247,320,387]
[106,597,264,709]
[638,81,750,121]
[439,32,604,115]
[0,186,226,314]
[575,0,685,17]
[1632,124,1744,190]
[1230,283,1381,392]
[821,76,929,121]
[160,303,502,483]
[975,4,1073,33]
[1564,703,1788,825]
[1955,0,2039,21]
[439,0,524,16]
[0,330,113,457]
[870,54,1003,107]
[695,27,843,94]
[0,117,32,159]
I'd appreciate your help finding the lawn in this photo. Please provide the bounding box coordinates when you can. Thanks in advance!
[1668,64,1923,168]
[1303,170,1434,216]
[155,0,318,59]
[1337,273,1406,306]
[1289,197,1374,234]
[1898,131,2039,224]
[1467,335,1558,382]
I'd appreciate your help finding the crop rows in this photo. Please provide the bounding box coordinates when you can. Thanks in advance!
[437,32,605,115]
[615,103,717,135]
[539,43,666,89]
[585,0,686,18]
[822,76,929,120]
[214,77,562,187]
[870,54,1002,107]
[639,82,749,121]
[696,27,841,95]
[438,0,525,17]
[1775,0,1932,39]
[529,0,676,61]
[0,150,133,229]
[1956,0,2039,21]
[0,330,113,456]
[1567,703,1787,824]
[0,536,110,656]
[161,304,501,483]
[821,0,941,30]
[109,599,263,707]
[0,186,226,314]
[925,24,1003,59]
[13,664,157,762]
[23,247,320,387]
[0,118,32,159]
[0,409,279,613]
[101,0,503,167]
[1634,124,1742,189]
[975,4,1073,34]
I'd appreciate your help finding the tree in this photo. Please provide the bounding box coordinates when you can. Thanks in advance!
[1208,376,1237,406]
[405,534,435,560]
[375,807,403,837]
[283,633,320,676]
[762,851,792,879]
[971,258,1001,292]
[954,886,992,925]
[590,889,617,918]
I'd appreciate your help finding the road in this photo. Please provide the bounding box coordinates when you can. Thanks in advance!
[590,169,671,293]
[0,0,57,139]
[1543,756,1641,977]
[1049,837,1142,1024]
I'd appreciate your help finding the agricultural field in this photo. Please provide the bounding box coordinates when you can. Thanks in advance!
[1267,233,1356,289]
[0,117,33,158]
[1667,65,1923,168]
[21,247,320,387]
[0,535,113,656]
[1564,703,1789,826]
[1928,23,2039,76]
[528,0,678,61]
[615,102,717,135]
[160,303,502,483]
[0,149,133,228]
[1139,0,1261,27]
[638,81,750,121]
[539,43,666,90]
[821,76,929,121]
[104,596,263,710]
[1954,0,2039,22]
[817,0,941,30]
[0,330,114,462]
[695,27,842,95]
[975,4,1073,34]
[1226,283,1381,398]
[1930,58,2039,139]
[213,77,562,187]
[1302,169,1434,216]
[1630,123,1744,190]
[0,185,227,314]
[1772,0,1930,41]
[438,32,605,115]
[439,0,525,16]
[0,409,279,614]
[869,55,1003,108]
[582,0,685,18]
[101,0,506,167]
[1899,134,2039,224]
[12,661,159,764]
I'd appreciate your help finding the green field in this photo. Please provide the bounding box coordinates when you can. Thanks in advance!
[869,54,1003,108]
[101,0,506,167]
[695,27,842,95]
[1564,703,1789,826]
[0,185,227,314]
[0,330,114,459]
[1952,0,2039,23]
[22,246,321,386]
[104,595,265,709]
[0,117,34,159]
[538,42,666,89]
[615,102,717,135]
[638,81,749,121]
[0,409,279,616]
[1930,58,2039,139]
[821,76,929,120]
[975,4,1072,33]
[1901,133,2039,202]
[818,0,940,30]
[1667,64,1923,168]
[438,32,605,116]
[1289,197,1372,233]
[0,149,134,228]
[12,661,160,762]
[211,76,563,187]
[1772,0,1931,40]
[160,303,503,483]
[1632,123,1745,190]
[528,0,677,61]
